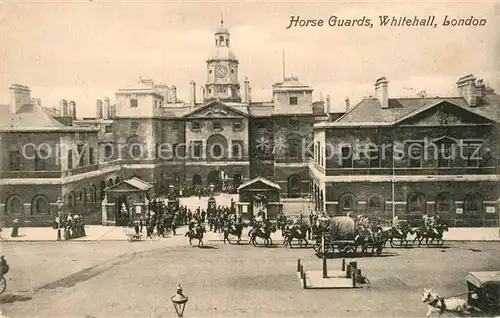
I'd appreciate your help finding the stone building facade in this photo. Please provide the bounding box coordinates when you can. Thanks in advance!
[311,75,500,227]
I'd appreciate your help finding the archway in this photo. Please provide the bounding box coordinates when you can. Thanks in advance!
[206,134,228,160]
[435,192,454,219]
[207,170,222,188]
[287,174,301,198]
[192,174,202,187]
[126,134,143,159]
[407,192,427,227]
[31,195,49,215]
[5,195,23,215]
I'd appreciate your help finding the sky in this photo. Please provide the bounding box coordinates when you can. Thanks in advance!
[1,0,499,117]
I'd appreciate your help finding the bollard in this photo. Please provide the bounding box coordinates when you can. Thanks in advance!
[300,265,304,278]
[297,259,301,272]
[302,272,307,289]
[352,268,357,287]
[341,258,346,271]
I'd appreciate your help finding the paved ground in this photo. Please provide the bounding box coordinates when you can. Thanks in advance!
[1,232,499,317]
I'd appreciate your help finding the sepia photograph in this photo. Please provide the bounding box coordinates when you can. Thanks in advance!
[0,1,499,317]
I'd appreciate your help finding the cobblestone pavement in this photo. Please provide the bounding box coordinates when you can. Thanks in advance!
[1,236,499,317]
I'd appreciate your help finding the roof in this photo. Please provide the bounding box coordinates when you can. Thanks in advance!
[237,176,281,191]
[182,100,249,118]
[207,46,237,61]
[273,75,313,91]
[106,177,153,192]
[317,95,499,128]
[467,271,500,287]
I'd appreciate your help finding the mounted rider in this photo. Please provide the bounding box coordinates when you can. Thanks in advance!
[423,215,439,236]
[392,216,404,235]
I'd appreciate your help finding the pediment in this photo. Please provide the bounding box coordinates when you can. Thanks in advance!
[397,101,491,126]
[105,182,139,192]
[238,177,281,191]
[182,101,248,119]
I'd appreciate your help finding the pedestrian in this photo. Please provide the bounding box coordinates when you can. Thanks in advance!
[139,216,144,233]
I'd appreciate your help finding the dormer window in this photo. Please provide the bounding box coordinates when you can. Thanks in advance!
[289,96,298,105]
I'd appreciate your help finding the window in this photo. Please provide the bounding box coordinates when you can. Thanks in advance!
[154,100,158,108]
[131,122,139,130]
[193,141,202,158]
[89,148,95,165]
[339,193,358,212]
[368,147,380,168]
[130,99,138,108]
[408,143,423,168]
[131,144,141,158]
[172,122,179,130]
[10,151,20,171]
[35,149,47,171]
[213,144,222,157]
[407,192,426,213]
[233,121,242,131]
[191,121,200,131]
[289,96,298,105]
[31,195,49,214]
[463,143,481,167]
[367,195,384,210]
[159,100,163,108]
[232,141,242,158]
[68,150,73,169]
[341,146,353,168]
[290,118,299,130]
[438,143,453,167]
[5,195,23,215]
[105,125,112,133]
[104,145,113,158]
[213,121,222,130]
[78,144,85,167]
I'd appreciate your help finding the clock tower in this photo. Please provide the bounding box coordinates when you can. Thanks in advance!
[204,19,241,102]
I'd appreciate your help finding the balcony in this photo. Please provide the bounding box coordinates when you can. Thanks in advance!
[275,157,309,164]
[62,164,100,178]
[324,166,497,176]
[0,170,62,179]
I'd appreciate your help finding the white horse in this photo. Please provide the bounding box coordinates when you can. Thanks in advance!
[421,288,473,317]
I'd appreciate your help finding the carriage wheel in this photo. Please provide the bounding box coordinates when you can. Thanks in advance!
[0,276,6,295]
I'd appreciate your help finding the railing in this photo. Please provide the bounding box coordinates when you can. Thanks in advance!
[62,164,100,177]
[0,170,62,178]
[275,157,310,163]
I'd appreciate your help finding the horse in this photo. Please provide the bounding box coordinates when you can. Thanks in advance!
[413,223,449,247]
[223,223,246,244]
[185,226,206,247]
[387,224,415,248]
[248,224,277,247]
[421,288,473,317]
[283,224,310,247]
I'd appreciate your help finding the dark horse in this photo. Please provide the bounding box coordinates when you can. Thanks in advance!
[283,224,310,247]
[248,224,277,247]
[387,224,415,248]
[185,226,206,247]
[412,223,448,247]
[223,223,246,244]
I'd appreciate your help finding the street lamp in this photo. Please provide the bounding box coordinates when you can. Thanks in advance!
[171,283,189,317]
[56,197,63,241]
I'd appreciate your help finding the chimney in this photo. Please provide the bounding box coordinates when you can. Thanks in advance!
[69,101,77,119]
[96,99,103,119]
[456,74,485,107]
[345,97,350,112]
[200,86,206,103]
[61,99,69,116]
[9,84,31,114]
[171,85,177,103]
[243,78,251,103]
[189,81,196,107]
[110,105,116,118]
[103,97,110,119]
[248,86,252,103]
[325,94,331,115]
[374,77,389,109]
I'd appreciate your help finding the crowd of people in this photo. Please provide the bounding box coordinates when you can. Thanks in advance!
[60,214,86,239]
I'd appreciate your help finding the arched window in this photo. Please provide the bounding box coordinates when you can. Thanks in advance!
[78,189,86,202]
[407,192,426,213]
[115,176,120,184]
[31,195,49,215]
[464,193,483,214]
[90,185,97,203]
[286,133,303,158]
[108,178,114,187]
[5,195,23,215]
[287,175,301,198]
[338,193,358,214]
[366,194,385,213]
[435,192,455,215]
[100,181,106,200]
[213,144,222,157]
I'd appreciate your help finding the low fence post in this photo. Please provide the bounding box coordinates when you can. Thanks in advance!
[302,272,307,289]
[352,268,357,287]
[297,259,301,272]
[341,258,346,271]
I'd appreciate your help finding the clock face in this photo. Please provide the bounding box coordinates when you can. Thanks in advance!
[215,65,228,78]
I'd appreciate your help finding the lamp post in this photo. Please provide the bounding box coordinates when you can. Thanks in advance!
[171,283,189,317]
[56,197,63,241]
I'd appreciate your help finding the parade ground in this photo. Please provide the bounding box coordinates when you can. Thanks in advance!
[1,232,499,317]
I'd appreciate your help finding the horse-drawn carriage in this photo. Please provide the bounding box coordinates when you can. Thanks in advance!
[312,215,385,256]
[466,271,500,316]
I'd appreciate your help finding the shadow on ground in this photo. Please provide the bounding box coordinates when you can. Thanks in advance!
[0,293,32,304]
